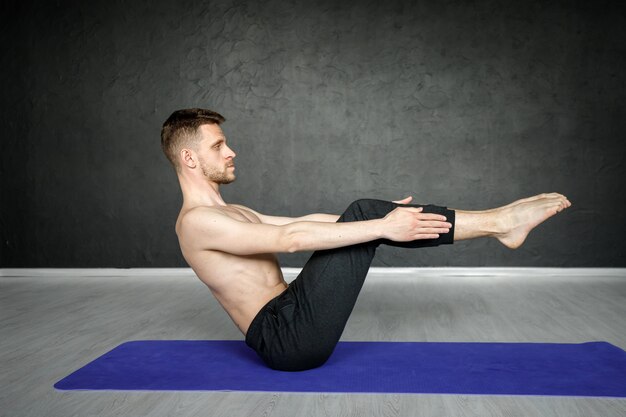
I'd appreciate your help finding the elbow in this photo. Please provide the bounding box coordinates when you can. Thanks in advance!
[283,225,302,253]
[286,234,301,253]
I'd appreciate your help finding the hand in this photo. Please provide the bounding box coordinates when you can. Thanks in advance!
[381,207,452,241]
[392,196,413,205]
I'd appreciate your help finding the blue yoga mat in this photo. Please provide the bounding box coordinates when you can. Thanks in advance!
[54,340,626,396]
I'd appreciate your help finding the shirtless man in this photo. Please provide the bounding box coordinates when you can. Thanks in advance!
[161,108,571,372]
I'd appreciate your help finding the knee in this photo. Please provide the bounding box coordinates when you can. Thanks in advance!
[347,198,374,207]
[342,199,388,222]
[345,198,378,214]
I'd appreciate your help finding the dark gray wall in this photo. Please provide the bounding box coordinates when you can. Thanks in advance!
[1,0,625,267]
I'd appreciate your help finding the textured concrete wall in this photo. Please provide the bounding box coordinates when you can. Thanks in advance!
[1,0,625,267]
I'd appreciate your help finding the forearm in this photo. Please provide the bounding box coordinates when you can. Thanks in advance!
[284,219,383,252]
[297,213,341,223]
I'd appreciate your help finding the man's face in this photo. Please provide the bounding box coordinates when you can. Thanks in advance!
[196,124,237,184]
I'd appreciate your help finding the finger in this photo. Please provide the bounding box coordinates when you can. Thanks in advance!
[414,234,440,240]
[419,228,450,234]
[420,221,453,228]
[416,213,447,221]
[392,196,413,204]
[402,207,423,213]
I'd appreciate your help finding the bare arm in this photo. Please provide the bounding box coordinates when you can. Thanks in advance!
[230,204,339,225]
[179,206,451,255]
[231,196,415,226]
[288,207,451,251]
[292,213,340,223]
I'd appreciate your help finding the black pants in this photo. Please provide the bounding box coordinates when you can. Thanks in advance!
[245,199,456,371]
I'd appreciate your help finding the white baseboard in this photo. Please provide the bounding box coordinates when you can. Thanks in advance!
[1,267,625,278]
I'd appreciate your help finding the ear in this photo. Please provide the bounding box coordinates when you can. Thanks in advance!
[180,148,197,169]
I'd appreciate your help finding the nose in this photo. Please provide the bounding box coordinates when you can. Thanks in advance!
[225,144,236,159]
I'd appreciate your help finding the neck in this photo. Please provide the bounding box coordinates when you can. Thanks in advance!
[178,172,227,208]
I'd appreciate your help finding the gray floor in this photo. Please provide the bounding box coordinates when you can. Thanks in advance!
[1,268,626,417]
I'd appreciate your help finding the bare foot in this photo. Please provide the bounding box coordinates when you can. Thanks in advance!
[496,193,571,249]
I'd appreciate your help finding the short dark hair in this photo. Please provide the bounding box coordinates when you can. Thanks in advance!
[161,108,226,172]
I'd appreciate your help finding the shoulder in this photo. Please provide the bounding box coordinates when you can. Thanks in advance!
[177,206,246,251]
[177,206,232,235]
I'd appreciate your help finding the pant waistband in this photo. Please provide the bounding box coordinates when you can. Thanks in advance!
[245,288,287,349]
